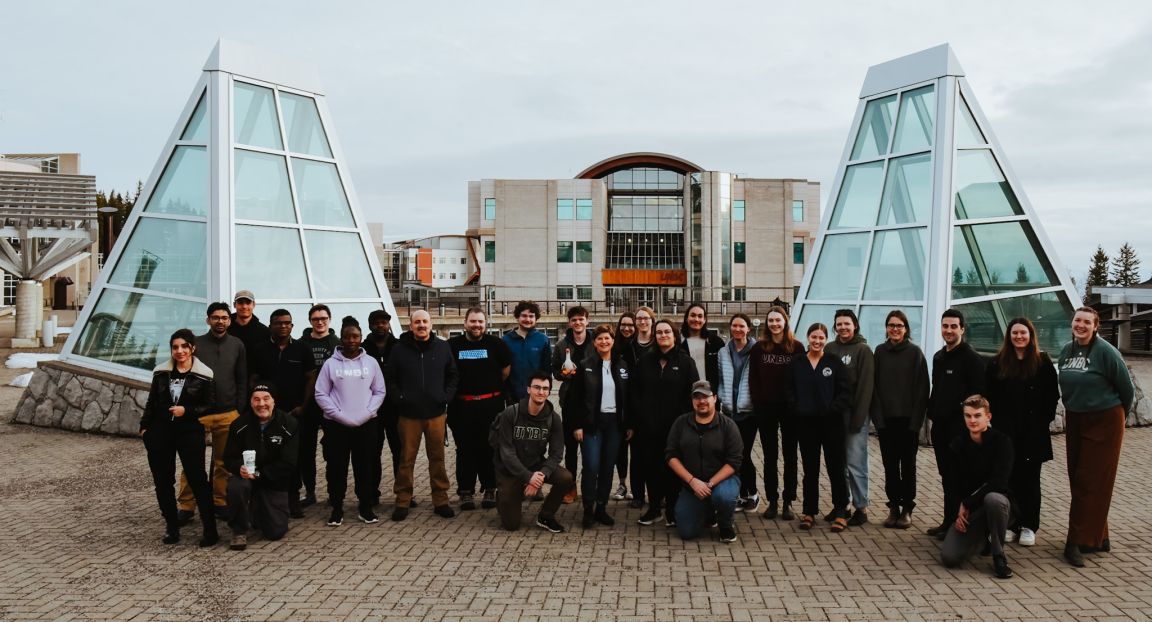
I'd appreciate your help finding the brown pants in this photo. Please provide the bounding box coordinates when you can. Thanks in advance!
[177,410,239,510]
[394,414,451,508]
[1066,406,1125,548]
[496,468,574,531]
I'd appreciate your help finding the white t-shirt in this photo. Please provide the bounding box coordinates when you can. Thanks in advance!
[600,360,616,413]
[686,336,707,381]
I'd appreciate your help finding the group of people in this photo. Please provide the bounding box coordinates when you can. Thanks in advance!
[141,295,1135,579]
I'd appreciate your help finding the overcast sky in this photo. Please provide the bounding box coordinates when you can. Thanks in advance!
[2,1,1149,284]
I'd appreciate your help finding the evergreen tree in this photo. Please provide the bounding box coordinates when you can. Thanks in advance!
[1086,246,1110,289]
[1110,242,1142,287]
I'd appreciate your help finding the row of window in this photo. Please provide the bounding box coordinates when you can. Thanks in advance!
[483,239,805,265]
[556,286,594,300]
[484,197,805,224]
[432,257,467,264]
[557,241,593,263]
[434,273,459,280]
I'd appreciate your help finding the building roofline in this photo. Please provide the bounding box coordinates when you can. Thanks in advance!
[576,152,704,179]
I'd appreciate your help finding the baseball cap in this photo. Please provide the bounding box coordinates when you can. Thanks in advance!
[233,290,256,303]
[691,380,713,396]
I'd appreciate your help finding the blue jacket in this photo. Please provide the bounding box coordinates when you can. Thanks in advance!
[503,328,551,401]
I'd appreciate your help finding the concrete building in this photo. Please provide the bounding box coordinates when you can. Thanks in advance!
[467,152,819,311]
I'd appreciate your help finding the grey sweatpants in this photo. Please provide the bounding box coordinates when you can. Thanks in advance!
[227,475,289,540]
[940,492,1010,567]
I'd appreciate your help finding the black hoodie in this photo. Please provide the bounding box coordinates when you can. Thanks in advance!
[871,339,930,431]
[929,341,986,430]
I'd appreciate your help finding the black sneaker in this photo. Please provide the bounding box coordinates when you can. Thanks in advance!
[780,502,795,521]
[848,508,868,526]
[638,510,661,526]
[198,532,219,548]
[358,508,379,524]
[719,525,737,543]
[536,515,567,533]
[300,492,317,507]
[459,493,476,511]
[823,510,836,522]
[594,505,615,526]
[764,499,778,519]
[665,513,676,528]
[992,554,1013,579]
[481,489,497,509]
[434,505,456,518]
[391,507,409,522]
[629,498,646,509]
[326,509,344,526]
[162,529,180,545]
[176,509,195,526]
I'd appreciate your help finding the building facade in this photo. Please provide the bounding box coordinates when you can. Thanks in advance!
[467,153,819,311]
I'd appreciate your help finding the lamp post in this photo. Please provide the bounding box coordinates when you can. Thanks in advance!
[97,206,118,265]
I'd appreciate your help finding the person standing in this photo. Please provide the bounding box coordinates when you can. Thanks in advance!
[717,313,758,512]
[296,304,341,507]
[1058,307,1135,567]
[552,306,591,504]
[448,307,512,510]
[492,371,574,533]
[140,329,219,547]
[503,301,551,403]
[679,303,725,391]
[748,306,805,520]
[633,319,699,527]
[176,302,247,525]
[871,309,929,529]
[666,381,743,543]
[386,310,460,521]
[631,306,656,363]
[228,290,270,371]
[314,318,386,526]
[362,309,402,508]
[612,312,640,505]
[575,324,632,529]
[926,309,986,540]
[985,317,1059,548]
[824,309,875,526]
[789,323,851,532]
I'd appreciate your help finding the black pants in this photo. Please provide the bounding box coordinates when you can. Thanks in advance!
[1010,455,1043,532]
[616,435,644,500]
[372,410,401,502]
[144,424,216,536]
[448,397,503,495]
[496,469,575,530]
[321,418,378,510]
[877,418,918,513]
[736,416,760,497]
[642,426,679,515]
[931,419,963,525]
[227,476,289,540]
[297,406,322,495]
[757,403,798,503]
[797,415,848,518]
[561,407,582,484]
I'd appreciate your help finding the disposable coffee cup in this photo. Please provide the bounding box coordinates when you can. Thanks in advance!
[243,450,256,471]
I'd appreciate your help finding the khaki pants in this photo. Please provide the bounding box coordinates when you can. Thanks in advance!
[178,410,239,510]
[394,414,450,508]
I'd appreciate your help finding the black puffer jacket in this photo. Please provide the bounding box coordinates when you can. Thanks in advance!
[630,348,699,436]
[579,352,631,431]
[385,332,460,420]
[140,357,216,432]
[222,408,300,491]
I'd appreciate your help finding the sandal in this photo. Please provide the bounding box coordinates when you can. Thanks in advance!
[831,517,848,533]
[799,515,814,530]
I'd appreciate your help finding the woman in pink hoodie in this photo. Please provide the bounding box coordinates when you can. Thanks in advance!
[314,317,387,526]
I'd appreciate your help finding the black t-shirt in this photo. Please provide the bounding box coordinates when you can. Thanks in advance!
[250,338,316,411]
[448,334,512,396]
[300,330,340,370]
[169,368,189,403]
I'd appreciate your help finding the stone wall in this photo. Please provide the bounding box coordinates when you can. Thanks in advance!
[14,361,149,437]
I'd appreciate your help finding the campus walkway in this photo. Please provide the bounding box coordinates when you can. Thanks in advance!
[1,416,1150,621]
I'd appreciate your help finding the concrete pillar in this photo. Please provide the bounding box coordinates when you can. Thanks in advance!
[15,280,44,341]
[1117,303,1132,351]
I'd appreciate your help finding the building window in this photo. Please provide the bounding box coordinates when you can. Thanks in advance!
[557,199,574,220]
[576,198,593,220]
[484,197,496,220]
[609,196,683,232]
[734,242,746,263]
[793,241,804,264]
[733,200,745,222]
[450,273,457,280]
[484,241,495,262]
[733,288,746,301]
[605,233,685,269]
[792,199,804,222]
[460,257,467,264]
[576,286,592,300]
[575,241,592,263]
[556,286,574,300]
[557,241,573,262]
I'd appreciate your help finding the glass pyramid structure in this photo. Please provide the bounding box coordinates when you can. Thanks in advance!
[793,45,1078,356]
[62,41,396,377]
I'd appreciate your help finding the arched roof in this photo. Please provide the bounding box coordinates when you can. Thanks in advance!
[575,152,704,179]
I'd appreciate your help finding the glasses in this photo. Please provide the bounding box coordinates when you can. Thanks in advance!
[529,385,551,393]
[209,315,230,322]
[636,317,652,322]
[886,323,906,329]
[310,316,330,323]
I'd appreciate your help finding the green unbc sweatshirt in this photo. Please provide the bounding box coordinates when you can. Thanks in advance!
[1058,336,1134,414]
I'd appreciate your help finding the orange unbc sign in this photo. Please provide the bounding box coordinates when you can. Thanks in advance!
[601,269,688,286]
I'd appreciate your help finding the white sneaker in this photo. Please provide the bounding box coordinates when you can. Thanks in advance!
[1004,529,1016,543]
[1018,528,1036,547]
[611,484,628,501]
[744,494,761,513]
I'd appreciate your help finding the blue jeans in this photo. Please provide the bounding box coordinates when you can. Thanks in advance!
[580,414,623,506]
[845,422,870,510]
[675,476,740,540]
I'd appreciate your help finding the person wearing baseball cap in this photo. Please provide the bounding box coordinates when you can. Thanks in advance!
[229,290,270,370]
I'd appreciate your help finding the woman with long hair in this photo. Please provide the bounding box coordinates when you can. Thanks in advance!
[140,329,219,547]
[717,313,759,512]
[985,317,1059,548]
[679,303,725,391]
[871,309,929,530]
[1058,307,1134,567]
[612,311,639,504]
[576,324,632,528]
[748,306,804,520]
[632,306,656,362]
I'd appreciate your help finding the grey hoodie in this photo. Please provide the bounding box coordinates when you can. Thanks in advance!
[493,398,565,485]
[825,333,875,429]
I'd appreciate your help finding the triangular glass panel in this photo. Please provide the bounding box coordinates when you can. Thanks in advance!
[859,305,923,347]
[234,149,295,223]
[143,146,207,216]
[850,95,897,160]
[955,94,985,147]
[292,159,354,227]
[234,82,283,149]
[181,91,208,143]
[877,153,932,225]
[863,228,927,301]
[234,225,311,298]
[73,288,205,371]
[805,232,869,300]
[954,149,1022,219]
[952,291,1074,354]
[892,85,934,153]
[108,218,207,297]
[829,161,884,229]
[951,221,1057,299]
[303,230,377,298]
[795,304,843,336]
[280,92,332,157]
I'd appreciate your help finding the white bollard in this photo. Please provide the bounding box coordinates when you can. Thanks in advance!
[41,319,55,347]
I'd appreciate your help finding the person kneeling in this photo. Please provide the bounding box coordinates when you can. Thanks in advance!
[224,384,299,551]
[940,395,1014,579]
[666,381,743,543]
[492,372,574,533]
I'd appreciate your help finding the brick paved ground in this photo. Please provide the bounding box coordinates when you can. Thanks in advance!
[1,420,1150,621]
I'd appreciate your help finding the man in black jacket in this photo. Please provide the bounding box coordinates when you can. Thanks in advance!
[927,309,987,539]
[363,309,403,508]
[385,310,460,521]
[940,395,1014,579]
[223,384,299,551]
